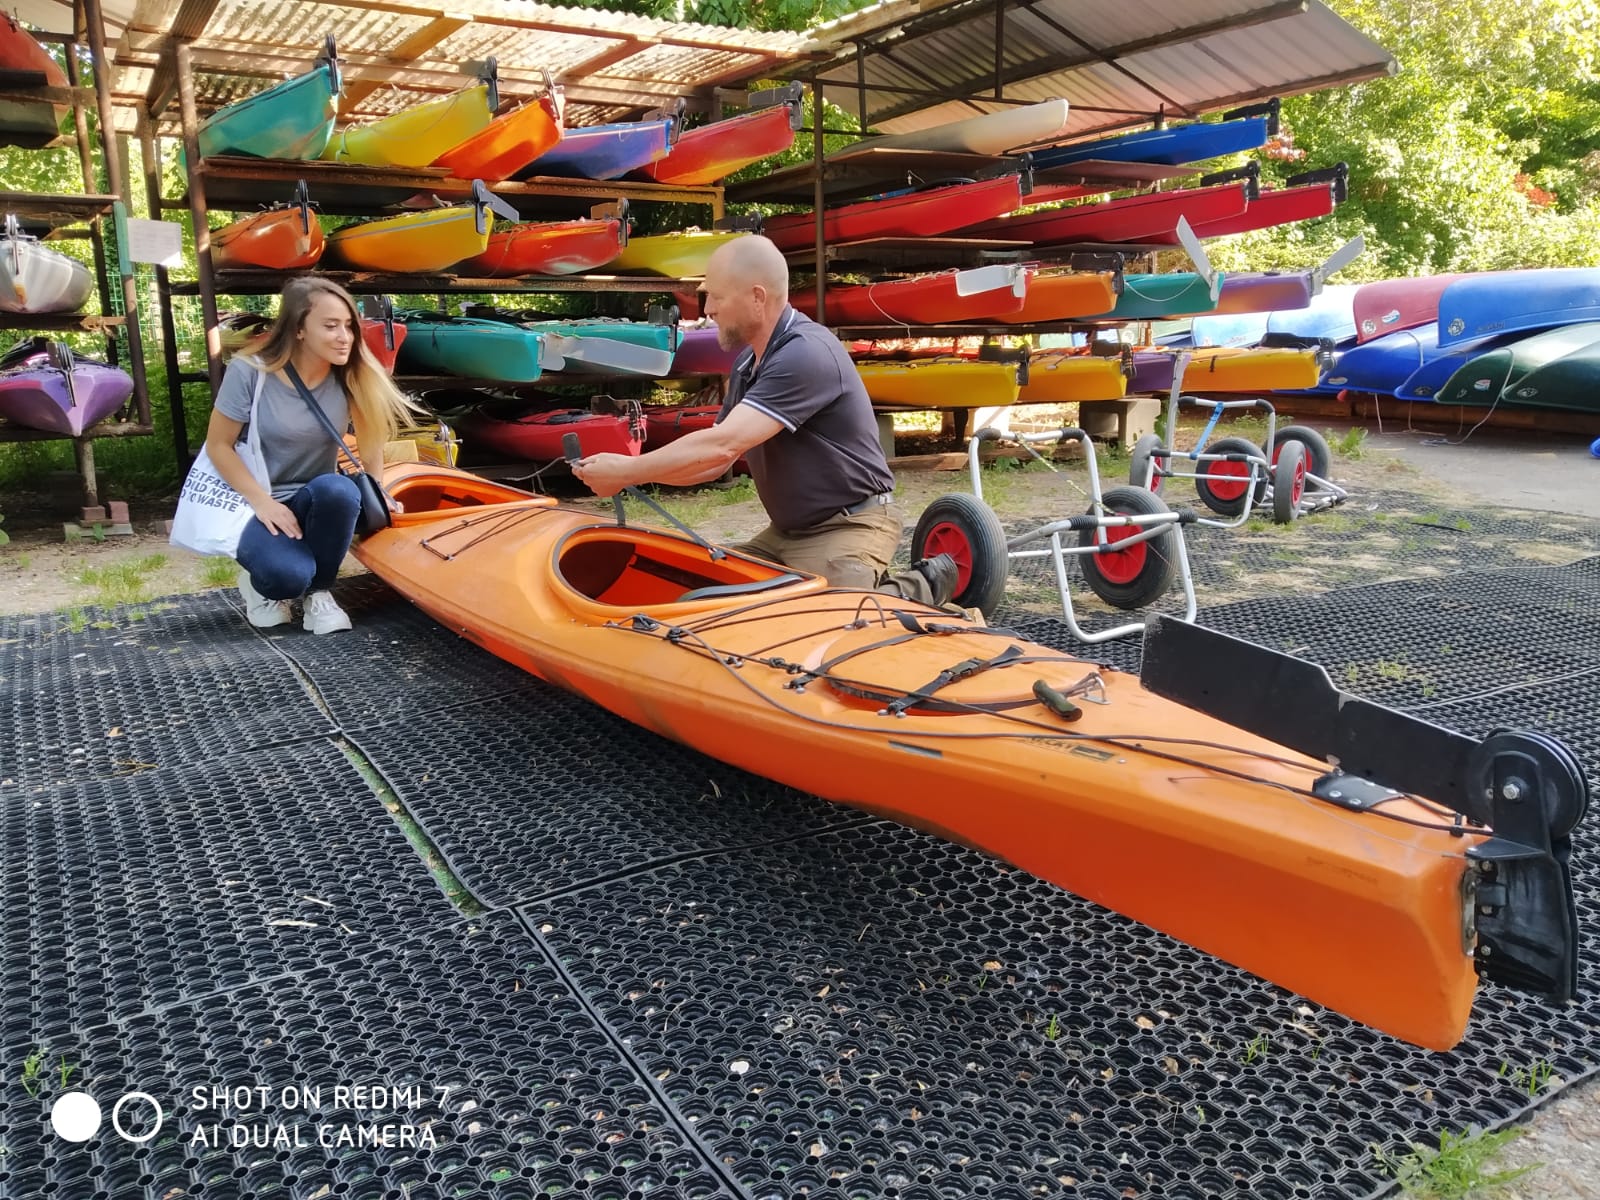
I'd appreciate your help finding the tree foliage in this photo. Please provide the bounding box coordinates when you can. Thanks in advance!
[1203,0,1600,278]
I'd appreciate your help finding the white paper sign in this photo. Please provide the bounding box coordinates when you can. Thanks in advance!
[125,218,185,267]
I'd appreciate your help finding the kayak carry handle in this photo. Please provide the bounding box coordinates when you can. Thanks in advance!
[1286,162,1349,203]
[1221,97,1280,136]
[1032,679,1083,722]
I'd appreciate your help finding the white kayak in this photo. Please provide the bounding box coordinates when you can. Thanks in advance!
[0,223,93,315]
[831,98,1070,160]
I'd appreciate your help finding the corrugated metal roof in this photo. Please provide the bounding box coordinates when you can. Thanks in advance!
[799,0,1396,138]
[9,0,818,133]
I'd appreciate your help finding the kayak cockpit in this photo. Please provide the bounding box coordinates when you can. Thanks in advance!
[385,467,555,523]
[554,525,826,610]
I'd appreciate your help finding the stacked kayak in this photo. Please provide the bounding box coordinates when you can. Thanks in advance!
[1182,346,1324,392]
[1017,351,1128,403]
[642,403,751,474]
[1436,322,1600,410]
[433,91,564,182]
[989,270,1120,325]
[355,459,1588,1054]
[526,318,677,377]
[461,216,627,277]
[196,39,341,160]
[792,264,1032,325]
[0,338,134,436]
[1087,273,1220,322]
[520,117,673,180]
[394,314,545,382]
[210,185,324,270]
[324,79,493,169]
[854,358,1022,409]
[455,405,642,458]
[1437,268,1600,346]
[1,220,93,313]
[325,184,514,272]
[0,13,68,146]
[669,325,738,377]
[636,100,800,185]
[1353,274,1464,342]
[1027,101,1277,169]
[961,179,1253,247]
[612,230,747,277]
[830,98,1069,159]
[763,175,1028,253]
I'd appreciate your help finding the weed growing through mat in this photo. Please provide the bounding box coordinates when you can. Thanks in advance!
[19,1047,45,1098]
[73,553,167,607]
[1333,427,1368,459]
[1241,1034,1270,1064]
[1373,1127,1536,1198]
[200,556,240,588]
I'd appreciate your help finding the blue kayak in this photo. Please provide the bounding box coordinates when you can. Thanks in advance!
[1265,283,1359,344]
[1031,101,1277,169]
[520,119,673,181]
[1391,327,1519,400]
[1321,324,1438,394]
[197,51,341,160]
[1190,312,1270,347]
[1436,268,1600,347]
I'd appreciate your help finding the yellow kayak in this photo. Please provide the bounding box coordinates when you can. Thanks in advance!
[1017,351,1129,403]
[323,84,493,169]
[1182,346,1322,392]
[855,358,1021,410]
[325,205,493,272]
[612,230,748,277]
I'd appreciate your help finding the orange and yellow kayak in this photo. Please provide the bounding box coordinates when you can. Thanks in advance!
[1018,351,1129,403]
[612,229,748,277]
[355,460,1586,1053]
[855,358,1021,409]
[325,205,493,273]
[433,93,563,183]
[1182,346,1323,392]
[993,270,1120,324]
[323,84,493,169]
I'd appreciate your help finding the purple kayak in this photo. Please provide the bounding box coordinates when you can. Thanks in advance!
[669,325,738,376]
[1129,350,1179,394]
[0,338,134,436]
[1213,271,1315,315]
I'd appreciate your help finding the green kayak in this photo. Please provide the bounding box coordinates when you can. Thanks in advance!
[1504,334,1600,413]
[1435,322,1600,407]
[1088,273,1223,321]
[393,313,545,382]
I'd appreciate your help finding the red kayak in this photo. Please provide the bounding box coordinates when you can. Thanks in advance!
[457,406,643,459]
[461,217,627,277]
[636,102,800,186]
[1353,274,1466,342]
[764,175,1027,253]
[790,264,1032,325]
[1160,181,1338,242]
[361,318,407,372]
[959,180,1252,247]
[643,404,751,473]
[0,14,67,146]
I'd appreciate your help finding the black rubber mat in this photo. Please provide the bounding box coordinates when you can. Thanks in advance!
[266,576,542,732]
[0,741,456,1052]
[0,594,333,792]
[349,686,877,909]
[990,484,1600,629]
[522,820,1597,1200]
[0,911,740,1200]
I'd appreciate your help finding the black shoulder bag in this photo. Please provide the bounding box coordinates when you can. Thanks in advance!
[283,362,392,537]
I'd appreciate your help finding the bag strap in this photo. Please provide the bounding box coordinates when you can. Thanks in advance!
[283,361,367,476]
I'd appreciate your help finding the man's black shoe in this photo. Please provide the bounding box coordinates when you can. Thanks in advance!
[914,552,960,607]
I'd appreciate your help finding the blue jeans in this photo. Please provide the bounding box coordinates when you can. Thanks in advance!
[236,473,360,600]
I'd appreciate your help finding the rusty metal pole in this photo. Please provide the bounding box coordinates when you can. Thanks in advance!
[83,0,151,426]
[811,75,825,327]
[174,40,224,396]
[138,111,190,461]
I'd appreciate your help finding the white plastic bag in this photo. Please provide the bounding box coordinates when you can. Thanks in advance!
[169,371,269,558]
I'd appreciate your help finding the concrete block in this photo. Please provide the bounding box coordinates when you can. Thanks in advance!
[1078,398,1162,449]
[80,505,107,524]
[107,501,130,524]
[875,412,896,461]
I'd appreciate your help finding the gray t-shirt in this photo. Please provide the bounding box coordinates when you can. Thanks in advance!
[717,307,894,532]
[214,357,351,501]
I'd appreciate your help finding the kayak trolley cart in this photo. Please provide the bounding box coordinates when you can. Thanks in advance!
[1130,371,1348,526]
[932,424,1197,642]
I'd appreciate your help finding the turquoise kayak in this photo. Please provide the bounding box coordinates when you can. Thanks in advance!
[394,314,545,382]
[1089,273,1222,320]
[1434,322,1600,407]
[197,44,341,160]
[532,320,676,376]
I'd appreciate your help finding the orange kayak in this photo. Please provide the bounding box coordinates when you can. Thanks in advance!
[355,462,1586,1053]
[432,93,564,183]
[210,206,325,271]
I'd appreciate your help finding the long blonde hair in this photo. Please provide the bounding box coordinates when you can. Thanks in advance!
[246,276,421,444]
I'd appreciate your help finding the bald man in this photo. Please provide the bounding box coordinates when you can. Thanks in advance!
[572,234,959,609]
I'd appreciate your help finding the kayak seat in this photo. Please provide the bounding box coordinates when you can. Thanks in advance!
[677,573,805,603]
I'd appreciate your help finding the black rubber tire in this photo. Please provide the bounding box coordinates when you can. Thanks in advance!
[1272,425,1332,479]
[1128,432,1166,494]
[911,492,1011,618]
[1078,485,1180,610]
[1271,438,1307,524]
[1194,435,1268,517]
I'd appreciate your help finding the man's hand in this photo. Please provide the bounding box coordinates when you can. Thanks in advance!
[252,497,302,538]
[571,453,634,498]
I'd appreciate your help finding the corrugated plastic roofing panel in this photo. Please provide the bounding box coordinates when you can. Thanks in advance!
[802,0,1395,137]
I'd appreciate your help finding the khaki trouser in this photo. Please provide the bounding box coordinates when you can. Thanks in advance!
[730,501,940,605]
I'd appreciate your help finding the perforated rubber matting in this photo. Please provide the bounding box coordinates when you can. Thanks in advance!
[2,526,1598,1198]
[347,685,878,909]
[0,594,334,793]
[0,741,457,1053]
[0,911,741,1200]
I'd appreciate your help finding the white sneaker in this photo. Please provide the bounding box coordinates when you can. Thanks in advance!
[238,569,293,628]
[302,589,352,636]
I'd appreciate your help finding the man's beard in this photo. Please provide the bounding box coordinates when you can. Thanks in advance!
[714,322,745,352]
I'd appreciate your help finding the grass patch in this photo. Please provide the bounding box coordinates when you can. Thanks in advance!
[199,557,240,588]
[58,606,87,634]
[72,553,168,607]
[1333,427,1369,459]
[643,476,759,529]
[1373,1127,1536,1198]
